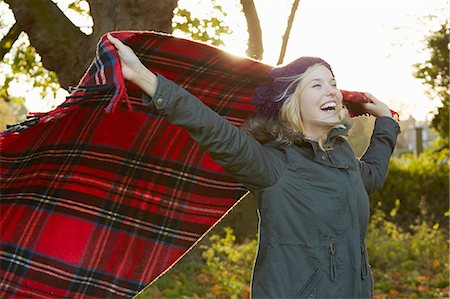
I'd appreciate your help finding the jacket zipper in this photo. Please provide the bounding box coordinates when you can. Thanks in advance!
[329,242,337,282]
[361,244,368,280]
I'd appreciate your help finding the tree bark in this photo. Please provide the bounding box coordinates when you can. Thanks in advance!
[89,0,177,37]
[240,0,263,60]
[277,0,300,65]
[4,0,178,89]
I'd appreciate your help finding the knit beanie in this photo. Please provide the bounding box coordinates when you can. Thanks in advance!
[252,57,333,117]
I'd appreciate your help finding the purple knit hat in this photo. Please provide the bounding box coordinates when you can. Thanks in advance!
[252,57,333,117]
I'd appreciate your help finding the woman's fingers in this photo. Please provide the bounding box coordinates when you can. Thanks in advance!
[107,34,123,49]
[105,33,157,93]
[362,93,392,118]
[106,34,143,82]
[107,34,135,59]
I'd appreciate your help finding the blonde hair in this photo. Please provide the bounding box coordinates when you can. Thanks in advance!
[278,63,352,150]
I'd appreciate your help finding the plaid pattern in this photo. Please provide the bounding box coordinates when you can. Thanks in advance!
[1,31,391,298]
[0,31,267,299]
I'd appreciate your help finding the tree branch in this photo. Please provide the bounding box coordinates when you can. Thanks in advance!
[0,23,21,60]
[277,0,300,65]
[4,0,92,88]
[240,0,263,60]
[5,0,179,89]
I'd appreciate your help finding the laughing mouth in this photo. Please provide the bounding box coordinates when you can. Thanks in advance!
[320,101,337,111]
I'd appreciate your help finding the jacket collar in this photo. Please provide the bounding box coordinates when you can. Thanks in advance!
[242,115,349,150]
[302,124,349,154]
[328,124,349,140]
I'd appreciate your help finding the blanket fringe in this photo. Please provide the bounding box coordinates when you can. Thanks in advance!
[102,32,132,113]
[1,34,133,137]
[104,77,131,113]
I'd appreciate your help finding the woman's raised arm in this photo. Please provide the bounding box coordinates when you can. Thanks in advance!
[107,34,284,191]
[358,93,400,193]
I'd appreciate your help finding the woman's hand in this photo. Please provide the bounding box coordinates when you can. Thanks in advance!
[362,93,397,120]
[107,34,157,97]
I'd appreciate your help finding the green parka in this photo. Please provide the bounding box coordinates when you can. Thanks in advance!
[144,74,401,299]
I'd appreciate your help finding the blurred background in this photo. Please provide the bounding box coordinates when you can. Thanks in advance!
[1,0,448,298]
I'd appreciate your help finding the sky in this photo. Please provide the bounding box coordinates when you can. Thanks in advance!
[214,0,448,122]
[4,0,449,122]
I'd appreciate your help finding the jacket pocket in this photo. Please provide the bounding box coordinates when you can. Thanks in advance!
[289,261,321,298]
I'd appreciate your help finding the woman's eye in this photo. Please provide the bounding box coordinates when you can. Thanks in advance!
[312,84,321,88]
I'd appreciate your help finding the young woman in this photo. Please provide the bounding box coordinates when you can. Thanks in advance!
[107,34,400,298]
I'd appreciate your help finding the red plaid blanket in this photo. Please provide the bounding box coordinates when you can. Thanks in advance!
[0,31,389,298]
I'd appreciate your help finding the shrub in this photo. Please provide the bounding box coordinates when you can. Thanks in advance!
[367,205,449,298]
[138,210,448,298]
[200,227,257,298]
[369,148,449,229]
[137,248,212,298]
[136,227,257,299]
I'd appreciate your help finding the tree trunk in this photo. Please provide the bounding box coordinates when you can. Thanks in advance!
[4,0,178,89]
[240,0,263,60]
[89,0,177,37]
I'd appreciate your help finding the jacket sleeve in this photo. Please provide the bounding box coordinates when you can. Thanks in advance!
[358,117,401,194]
[142,74,284,190]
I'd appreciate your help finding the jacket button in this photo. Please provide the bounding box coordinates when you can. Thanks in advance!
[345,165,349,169]
[155,98,165,106]
[321,155,326,160]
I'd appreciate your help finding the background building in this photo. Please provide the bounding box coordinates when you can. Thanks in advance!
[396,115,437,155]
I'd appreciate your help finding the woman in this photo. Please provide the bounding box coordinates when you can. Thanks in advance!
[107,34,400,298]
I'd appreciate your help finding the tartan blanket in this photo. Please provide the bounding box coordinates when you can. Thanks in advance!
[0,31,385,298]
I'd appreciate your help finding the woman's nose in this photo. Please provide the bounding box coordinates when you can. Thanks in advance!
[325,85,339,96]
[326,85,342,101]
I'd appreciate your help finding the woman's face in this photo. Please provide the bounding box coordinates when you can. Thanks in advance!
[299,65,343,130]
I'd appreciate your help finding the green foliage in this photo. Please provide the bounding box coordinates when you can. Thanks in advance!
[200,228,257,298]
[136,227,257,299]
[1,32,60,109]
[138,212,448,299]
[369,148,449,229]
[141,253,212,298]
[9,35,59,97]
[413,20,449,146]
[367,206,449,298]
[67,0,90,17]
[1,1,63,107]
[56,0,92,34]
[173,0,231,46]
